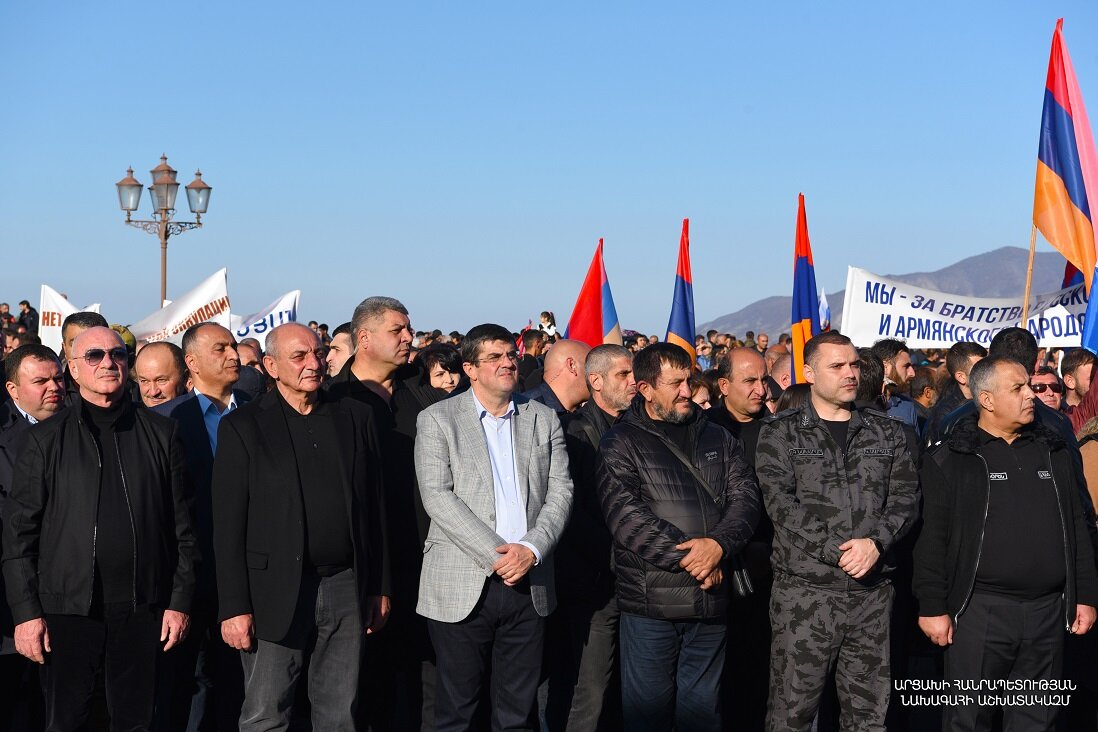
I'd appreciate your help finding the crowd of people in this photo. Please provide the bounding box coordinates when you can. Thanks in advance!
[1,294,1097,732]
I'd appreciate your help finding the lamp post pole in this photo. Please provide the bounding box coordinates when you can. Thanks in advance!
[116,155,212,306]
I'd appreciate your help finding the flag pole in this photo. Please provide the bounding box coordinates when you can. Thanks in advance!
[1021,224,1038,327]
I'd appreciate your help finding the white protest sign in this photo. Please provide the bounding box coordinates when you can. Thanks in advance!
[38,285,101,354]
[839,267,1088,348]
[129,269,230,345]
[230,290,301,341]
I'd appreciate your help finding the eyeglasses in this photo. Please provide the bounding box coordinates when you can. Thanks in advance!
[1030,382,1064,394]
[79,347,129,366]
[476,351,520,366]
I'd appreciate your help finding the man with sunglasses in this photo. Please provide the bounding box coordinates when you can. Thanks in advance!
[3,326,197,731]
[415,323,573,732]
[1031,367,1066,411]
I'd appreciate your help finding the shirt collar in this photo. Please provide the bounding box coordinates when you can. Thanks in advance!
[470,390,515,422]
[13,402,36,425]
[193,388,236,416]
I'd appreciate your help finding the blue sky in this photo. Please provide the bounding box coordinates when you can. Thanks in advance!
[3,3,1098,334]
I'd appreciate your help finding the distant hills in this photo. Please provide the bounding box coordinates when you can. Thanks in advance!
[698,247,1067,338]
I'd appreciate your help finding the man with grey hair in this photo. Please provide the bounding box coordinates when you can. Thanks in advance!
[213,322,388,729]
[547,344,635,730]
[326,296,428,729]
[915,355,1098,730]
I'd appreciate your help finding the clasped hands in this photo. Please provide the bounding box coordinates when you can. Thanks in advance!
[676,537,724,590]
[494,543,536,586]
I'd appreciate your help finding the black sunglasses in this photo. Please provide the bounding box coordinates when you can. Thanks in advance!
[1030,382,1064,394]
[79,347,129,366]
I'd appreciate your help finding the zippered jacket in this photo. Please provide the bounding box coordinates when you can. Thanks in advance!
[2,394,196,624]
[755,401,920,588]
[912,415,1098,627]
[596,398,760,620]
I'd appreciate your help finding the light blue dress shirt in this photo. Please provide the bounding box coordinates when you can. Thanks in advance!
[193,389,238,454]
[470,391,542,564]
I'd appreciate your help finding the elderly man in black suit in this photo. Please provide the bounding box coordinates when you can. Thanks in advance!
[212,322,389,730]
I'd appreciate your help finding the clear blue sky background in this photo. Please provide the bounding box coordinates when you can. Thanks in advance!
[3,2,1098,335]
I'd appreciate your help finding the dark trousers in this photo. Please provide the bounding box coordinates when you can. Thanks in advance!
[238,568,363,731]
[361,604,436,731]
[619,612,726,732]
[155,613,244,732]
[945,591,1065,732]
[766,577,892,732]
[41,603,164,732]
[428,577,544,732]
[545,593,620,732]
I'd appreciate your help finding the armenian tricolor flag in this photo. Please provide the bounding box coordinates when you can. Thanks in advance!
[1034,18,1098,294]
[564,239,622,348]
[791,194,821,384]
[665,219,696,365]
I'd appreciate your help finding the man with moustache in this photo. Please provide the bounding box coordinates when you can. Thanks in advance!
[707,347,770,459]
[3,326,196,731]
[598,343,760,731]
[133,341,189,409]
[547,344,636,731]
[213,323,389,730]
[153,322,250,731]
[755,331,919,732]
[915,356,1098,731]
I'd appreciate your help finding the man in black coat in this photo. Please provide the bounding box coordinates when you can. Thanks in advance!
[546,343,635,731]
[15,301,38,335]
[213,323,389,730]
[598,343,760,731]
[915,356,1098,730]
[3,326,196,731]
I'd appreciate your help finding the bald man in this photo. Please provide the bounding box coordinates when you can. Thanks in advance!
[523,339,592,416]
[133,341,188,408]
[212,323,388,729]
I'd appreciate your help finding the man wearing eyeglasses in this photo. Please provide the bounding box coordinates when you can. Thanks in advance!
[415,323,573,732]
[2,326,197,731]
[1031,367,1066,411]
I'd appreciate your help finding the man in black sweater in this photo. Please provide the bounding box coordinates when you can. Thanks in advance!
[915,355,1098,731]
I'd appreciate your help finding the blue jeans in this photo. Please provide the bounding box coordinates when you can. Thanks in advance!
[619,612,725,732]
[238,568,362,731]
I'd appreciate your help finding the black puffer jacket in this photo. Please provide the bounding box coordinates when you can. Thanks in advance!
[597,398,760,620]
[3,394,196,624]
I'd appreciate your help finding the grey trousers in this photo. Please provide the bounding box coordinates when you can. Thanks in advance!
[238,568,362,731]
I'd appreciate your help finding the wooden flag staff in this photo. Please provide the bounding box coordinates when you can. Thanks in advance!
[1021,224,1038,326]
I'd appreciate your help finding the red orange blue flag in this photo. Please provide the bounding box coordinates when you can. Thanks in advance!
[564,239,623,348]
[665,219,696,365]
[1034,18,1098,294]
[791,194,821,384]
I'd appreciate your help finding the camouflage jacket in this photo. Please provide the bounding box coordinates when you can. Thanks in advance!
[755,401,919,588]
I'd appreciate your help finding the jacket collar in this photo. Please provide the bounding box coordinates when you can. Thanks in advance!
[945,411,1064,454]
[792,398,865,436]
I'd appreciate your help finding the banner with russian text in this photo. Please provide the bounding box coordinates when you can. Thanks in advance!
[840,267,1088,348]
[230,290,300,341]
[38,285,101,355]
[129,269,230,345]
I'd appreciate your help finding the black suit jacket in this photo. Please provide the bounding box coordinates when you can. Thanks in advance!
[0,402,32,637]
[154,389,252,616]
[211,388,389,644]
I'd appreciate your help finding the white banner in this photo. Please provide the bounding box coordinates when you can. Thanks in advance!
[129,269,231,345]
[840,267,1088,348]
[230,290,301,341]
[38,285,101,354]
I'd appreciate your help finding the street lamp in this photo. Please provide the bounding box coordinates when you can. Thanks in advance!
[116,154,212,305]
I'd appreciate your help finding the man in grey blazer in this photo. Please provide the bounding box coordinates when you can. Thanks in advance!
[416,323,574,732]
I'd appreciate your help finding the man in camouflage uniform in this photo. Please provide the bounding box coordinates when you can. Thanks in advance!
[755,331,919,731]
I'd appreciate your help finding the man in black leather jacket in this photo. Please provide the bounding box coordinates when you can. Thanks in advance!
[3,326,196,731]
[597,343,759,732]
